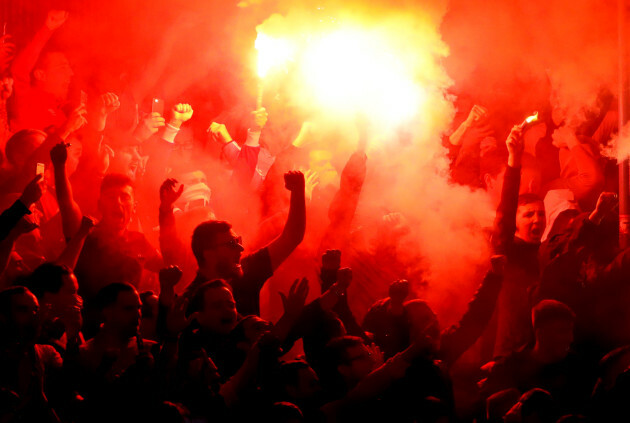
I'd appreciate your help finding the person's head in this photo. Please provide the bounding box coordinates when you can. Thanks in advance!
[322,336,377,389]
[191,220,244,278]
[277,361,321,402]
[32,51,73,100]
[94,283,140,338]
[4,130,47,168]
[108,145,144,181]
[269,402,304,423]
[532,300,575,362]
[98,173,135,233]
[26,263,79,311]
[0,286,39,344]
[187,279,237,335]
[515,194,546,244]
[504,388,558,423]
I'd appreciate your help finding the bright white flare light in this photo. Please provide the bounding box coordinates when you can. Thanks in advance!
[300,29,424,125]
[255,32,294,78]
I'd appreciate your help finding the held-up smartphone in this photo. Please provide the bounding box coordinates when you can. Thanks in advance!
[152,98,164,115]
[80,90,88,107]
[36,163,45,177]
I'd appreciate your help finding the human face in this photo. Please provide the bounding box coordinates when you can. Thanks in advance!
[536,320,574,362]
[11,291,39,328]
[48,272,80,309]
[515,201,546,243]
[196,287,237,335]
[10,291,40,342]
[294,366,321,400]
[205,230,245,278]
[340,344,377,384]
[38,52,73,100]
[99,185,134,232]
[104,290,141,338]
[110,146,144,181]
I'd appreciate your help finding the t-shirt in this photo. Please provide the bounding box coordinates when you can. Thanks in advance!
[185,247,273,316]
[75,227,160,301]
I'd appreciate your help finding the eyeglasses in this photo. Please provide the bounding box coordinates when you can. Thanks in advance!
[213,236,243,249]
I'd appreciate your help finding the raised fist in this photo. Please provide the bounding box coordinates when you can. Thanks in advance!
[284,170,305,193]
[99,92,121,116]
[172,103,193,123]
[160,265,183,291]
[251,107,268,131]
[45,10,69,30]
[208,122,232,144]
[50,142,69,167]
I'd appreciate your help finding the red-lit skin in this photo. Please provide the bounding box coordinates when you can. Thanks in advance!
[101,290,142,340]
[97,184,135,236]
[34,52,73,101]
[338,344,378,388]
[515,201,546,244]
[533,320,574,364]
[200,230,245,280]
[41,271,80,311]
[195,286,238,336]
[10,290,40,338]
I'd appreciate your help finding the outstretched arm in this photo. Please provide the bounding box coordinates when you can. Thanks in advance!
[11,10,68,88]
[491,126,523,254]
[266,171,306,271]
[51,142,83,240]
[159,178,185,266]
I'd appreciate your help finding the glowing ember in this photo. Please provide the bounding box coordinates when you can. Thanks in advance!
[521,111,539,127]
[255,32,294,79]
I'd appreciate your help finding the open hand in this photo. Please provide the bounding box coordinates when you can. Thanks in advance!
[160,178,184,208]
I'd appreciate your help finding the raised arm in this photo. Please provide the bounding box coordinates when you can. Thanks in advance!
[266,171,306,271]
[0,174,43,241]
[159,178,185,266]
[51,142,82,240]
[11,10,67,88]
[491,126,523,254]
[55,216,95,269]
[439,255,505,365]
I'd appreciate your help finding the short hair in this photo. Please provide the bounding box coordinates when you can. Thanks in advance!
[518,193,544,207]
[5,129,46,165]
[269,402,304,421]
[100,173,134,195]
[191,220,232,265]
[186,279,231,316]
[531,300,575,330]
[94,283,137,311]
[0,286,31,319]
[25,263,71,299]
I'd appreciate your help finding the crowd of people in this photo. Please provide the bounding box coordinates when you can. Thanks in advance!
[0,8,629,423]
